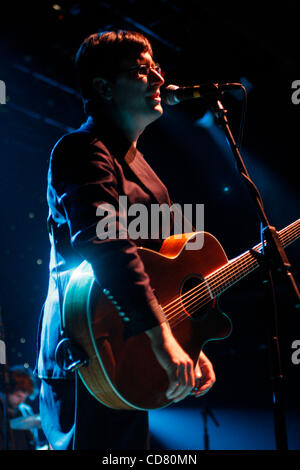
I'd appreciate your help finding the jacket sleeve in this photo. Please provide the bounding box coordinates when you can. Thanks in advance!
[50,133,166,338]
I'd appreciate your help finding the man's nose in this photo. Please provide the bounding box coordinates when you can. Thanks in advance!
[149,68,165,86]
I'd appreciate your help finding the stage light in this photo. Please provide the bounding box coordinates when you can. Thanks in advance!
[149,407,290,450]
[240,76,253,94]
[229,76,254,101]
[194,110,214,129]
[149,408,203,449]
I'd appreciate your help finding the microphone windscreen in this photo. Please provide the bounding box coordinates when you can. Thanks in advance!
[161,85,180,106]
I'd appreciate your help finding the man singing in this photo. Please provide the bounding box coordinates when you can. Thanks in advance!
[36,30,216,450]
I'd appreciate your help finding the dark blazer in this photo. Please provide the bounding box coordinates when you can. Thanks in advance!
[36,114,175,379]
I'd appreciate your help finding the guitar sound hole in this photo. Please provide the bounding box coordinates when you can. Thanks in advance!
[180,275,211,320]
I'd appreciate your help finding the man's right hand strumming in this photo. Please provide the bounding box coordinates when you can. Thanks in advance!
[145,322,195,403]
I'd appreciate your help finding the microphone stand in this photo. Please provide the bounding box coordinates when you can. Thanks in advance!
[202,406,219,450]
[209,91,300,451]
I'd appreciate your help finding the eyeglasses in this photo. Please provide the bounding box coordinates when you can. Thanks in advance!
[124,63,164,77]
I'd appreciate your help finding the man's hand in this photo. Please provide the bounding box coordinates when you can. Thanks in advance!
[146,322,195,403]
[191,350,216,398]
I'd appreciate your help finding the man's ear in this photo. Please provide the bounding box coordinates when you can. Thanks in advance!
[92,77,113,101]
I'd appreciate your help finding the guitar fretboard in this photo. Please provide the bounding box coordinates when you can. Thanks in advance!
[163,220,299,328]
[205,219,300,299]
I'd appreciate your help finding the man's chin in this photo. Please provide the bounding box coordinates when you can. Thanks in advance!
[151,103,164,119]
[142,104,163,128]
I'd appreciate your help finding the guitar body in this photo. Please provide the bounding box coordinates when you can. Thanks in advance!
[63,231,233,410]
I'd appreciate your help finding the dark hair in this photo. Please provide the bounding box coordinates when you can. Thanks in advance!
[75,30,153,105]
[7,366,36,398]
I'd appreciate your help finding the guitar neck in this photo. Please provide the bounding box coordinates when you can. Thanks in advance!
[205,219,300,298]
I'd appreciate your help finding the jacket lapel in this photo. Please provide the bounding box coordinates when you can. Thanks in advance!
[80,116,170,205]
[124,145,170,206]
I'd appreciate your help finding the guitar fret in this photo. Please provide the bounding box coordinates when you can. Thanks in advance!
[163,220,299,328]
[205,220,300,299]
[207,254,258,297]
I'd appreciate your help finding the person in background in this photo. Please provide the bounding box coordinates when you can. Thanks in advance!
[0,365,38,450]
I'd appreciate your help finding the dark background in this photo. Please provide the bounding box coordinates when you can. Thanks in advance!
[0,0,299,450]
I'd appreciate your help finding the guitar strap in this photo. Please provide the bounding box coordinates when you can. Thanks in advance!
[48,215,88,373]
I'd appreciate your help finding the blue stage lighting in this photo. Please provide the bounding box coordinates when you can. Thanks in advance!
[194,110,214,128]
[149,407,300,450]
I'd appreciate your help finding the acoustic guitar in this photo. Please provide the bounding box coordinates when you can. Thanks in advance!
[62,219,299,410]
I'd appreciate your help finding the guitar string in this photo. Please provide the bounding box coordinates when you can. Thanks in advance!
[165,255,258,327]
[164,255,253,315]
[162,223,298,314]
[168,247,289,328]
[162,223,299,315]
[164,241,273,317]
[160,225,299,327]
[164,226,299,327]
[166,226,299,328]
[164,245,293,326]
[164,252,255,312]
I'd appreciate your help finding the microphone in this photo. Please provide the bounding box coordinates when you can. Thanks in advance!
[161,83,242,105]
